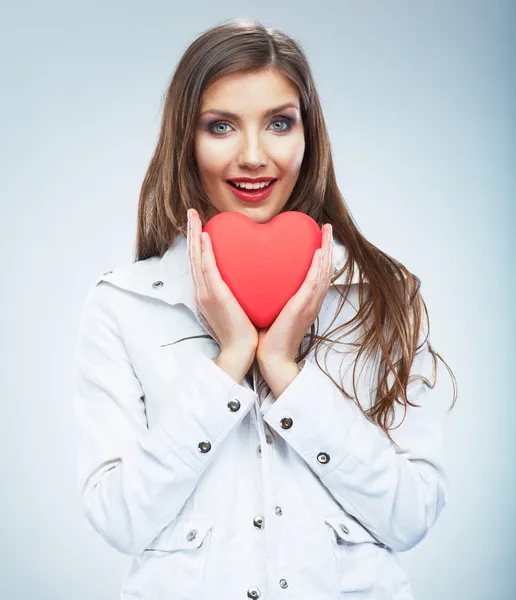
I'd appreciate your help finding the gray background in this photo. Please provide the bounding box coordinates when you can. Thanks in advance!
[1,1,514,598]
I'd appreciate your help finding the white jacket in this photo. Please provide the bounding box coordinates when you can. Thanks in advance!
[73,232,451,600]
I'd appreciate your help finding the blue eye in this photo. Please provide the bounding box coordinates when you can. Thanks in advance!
[207,116,293,135]
[210,122,231,134]
[270,117,292,132]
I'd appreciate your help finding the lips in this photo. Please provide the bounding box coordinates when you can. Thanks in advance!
[227,179,276,188]
[226,179,278,203]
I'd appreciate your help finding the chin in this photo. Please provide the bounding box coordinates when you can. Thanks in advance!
[208,201,284,224]
[239,203,286,223]
[242,210,280,225]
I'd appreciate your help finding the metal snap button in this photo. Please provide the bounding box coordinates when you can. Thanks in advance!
[265,434,273,444]
[280,417,293,429]
[339,523,350,534]
[253,516,264,529]
[317,452,330,464]
[227,399,241,412]
[274,506,283,516]
[186,529,197,541]
[279,579,288,589]
[247,587,260,598]
[256,445,262,458]
[152,280,163,288]
[198,440,211,453]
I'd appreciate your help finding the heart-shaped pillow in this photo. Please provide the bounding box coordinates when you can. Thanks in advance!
[203,211,322,328]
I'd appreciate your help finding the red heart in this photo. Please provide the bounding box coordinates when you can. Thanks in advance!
[203,211,322,329]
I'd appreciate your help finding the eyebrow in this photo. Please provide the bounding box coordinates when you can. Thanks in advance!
[200,102,300,120]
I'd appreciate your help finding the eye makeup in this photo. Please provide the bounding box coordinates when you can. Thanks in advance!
[202,115,297,135]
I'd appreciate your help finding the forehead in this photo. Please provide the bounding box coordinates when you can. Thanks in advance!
[200,69,299,110]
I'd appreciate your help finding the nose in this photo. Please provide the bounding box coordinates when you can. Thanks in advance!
[237,131,267,168]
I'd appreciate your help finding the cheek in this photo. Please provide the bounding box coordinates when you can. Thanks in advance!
[195,138,231,178]
[272,135,305,175]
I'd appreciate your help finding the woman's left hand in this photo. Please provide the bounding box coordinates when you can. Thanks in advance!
[256,223,334,368]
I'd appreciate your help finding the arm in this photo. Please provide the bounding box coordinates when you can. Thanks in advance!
[259,341,451,553]
[73,279,257,557]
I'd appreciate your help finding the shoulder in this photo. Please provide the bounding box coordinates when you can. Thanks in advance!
[94,255,160,287]
[81,256,159,316]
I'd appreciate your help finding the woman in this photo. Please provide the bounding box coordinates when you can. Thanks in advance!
[73,18,457,600]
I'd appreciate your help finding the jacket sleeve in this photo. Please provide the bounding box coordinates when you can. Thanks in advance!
[73,279,257,557]
[260,339,452,553]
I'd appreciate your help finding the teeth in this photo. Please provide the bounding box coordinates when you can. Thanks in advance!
[231,180,273,190]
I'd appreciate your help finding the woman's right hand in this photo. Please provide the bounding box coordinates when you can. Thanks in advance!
[187,208,258,356]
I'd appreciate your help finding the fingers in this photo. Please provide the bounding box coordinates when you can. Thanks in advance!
[310,224,332,286]
[187,209,208,301]
[200,230,226,299]
[305,224,333,302]
[321,223,333,282]
[187,209,194,281]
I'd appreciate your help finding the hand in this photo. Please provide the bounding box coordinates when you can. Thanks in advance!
[187,208,258,355]
[256,223,334,367]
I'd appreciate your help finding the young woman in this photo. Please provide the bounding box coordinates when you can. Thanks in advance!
[73,18,457,600]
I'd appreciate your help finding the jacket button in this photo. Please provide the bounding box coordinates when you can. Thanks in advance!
[253,516,264,529]
[186,529,197,541]
[274,506,283,516]
[152,280,163,288]
[247,587,260,598]
[280,417,293,429]
[317,452,330,464]
[227,399,241,412]
[265,434,273,444]
[198,441,211,453]
[279,579,289,589]
[339,523,350,535]
[256,444,262,458]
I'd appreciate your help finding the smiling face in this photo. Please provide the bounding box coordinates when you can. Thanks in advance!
[194,68,305,224]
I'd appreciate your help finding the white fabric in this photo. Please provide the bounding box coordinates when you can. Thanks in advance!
[72,233,452,599]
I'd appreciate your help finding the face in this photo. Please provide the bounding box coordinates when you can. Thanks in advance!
[194,68,305,224]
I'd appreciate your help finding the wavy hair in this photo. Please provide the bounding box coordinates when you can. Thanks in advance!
[134,18,457,448]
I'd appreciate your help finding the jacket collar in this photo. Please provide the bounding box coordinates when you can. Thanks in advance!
[97,233,366,313]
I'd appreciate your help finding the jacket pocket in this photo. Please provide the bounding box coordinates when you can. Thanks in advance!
[145,513,215,551]
[325,514,388,547]
[325,514,393,599]
[121,514,215,600]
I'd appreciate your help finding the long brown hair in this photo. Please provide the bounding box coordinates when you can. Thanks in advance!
[134,18,457,448]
